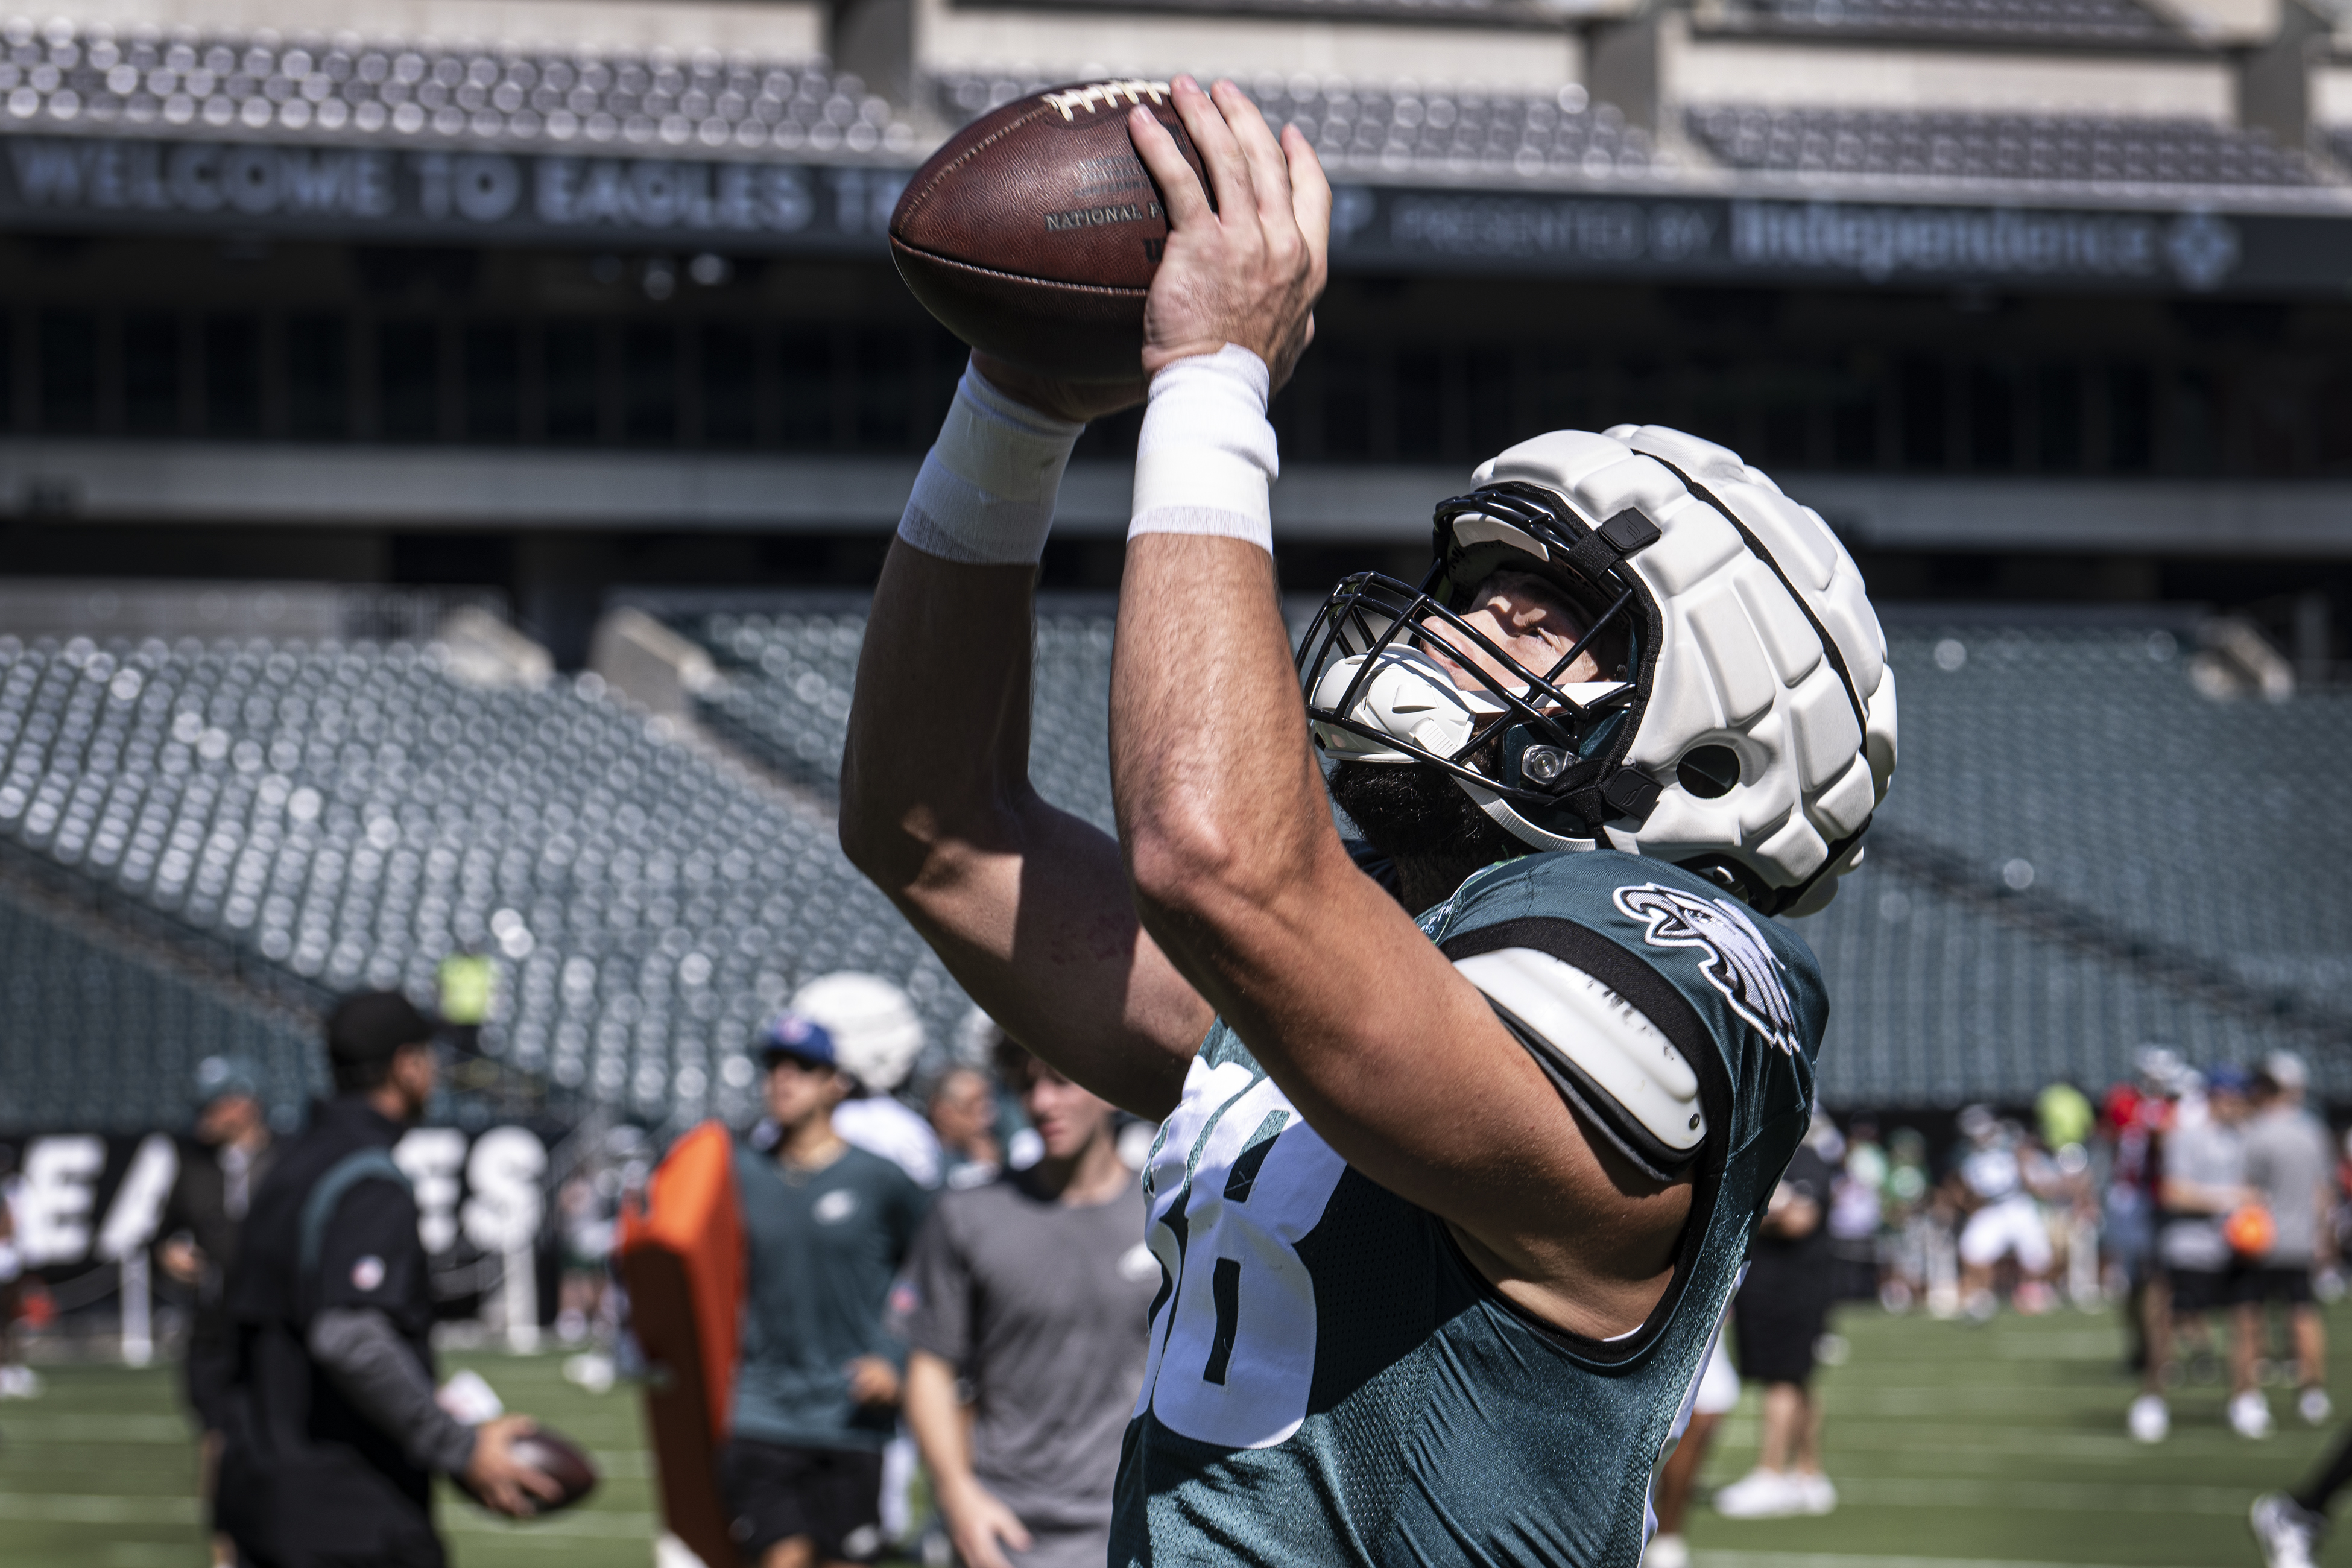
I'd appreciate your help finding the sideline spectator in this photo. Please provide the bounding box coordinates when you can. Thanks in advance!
[0,1143,29,1400]
[791,973,942,1190]
[926,1066,1004,1192]
[726,1013,930,1568]
[1949,1106,2057,1318]
[1716,1113,1838,1520]
[1827,1119,1884,1303]
[219,991,558,1567]
[2104,1049,2183,1370]
[2243,1052,2335,1427]
[1879,1127,1932,1312]
[1645,1320,1739,1568]
[159,1055,277,1568]
[897,1037,1156,1568]
[2134,1064,2258,1444]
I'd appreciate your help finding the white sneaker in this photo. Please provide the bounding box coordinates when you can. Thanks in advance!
[2129,1393,2170,1443]
[1644,1532,1691,1568]
[2300,1386,2333,1426]
[2233,1389,2277,1439]
[1714,1468,1808,1520]
[1794,1472,1838,1516]
[2251,1492,2326,1568]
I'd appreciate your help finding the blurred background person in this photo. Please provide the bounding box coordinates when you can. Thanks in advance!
[1827,1117,1886,1305]
[159,1055,277,1568]
[896,1036,1155,1568]
[794,972,942,1191]
[0,1143,26,1401]
[1949,1105,2058,1319]
[2242,1052,2334,1428]
[218,991,558,1566]
[1645,1320,1740,1568]
[2104,1050,2183,1371]
[1878,1127,1933,1313]
[926,1065,1004,1193]
[1716,1111,1839,1520]
[2134,1063,2257,1444]
[726,1011,931,1568]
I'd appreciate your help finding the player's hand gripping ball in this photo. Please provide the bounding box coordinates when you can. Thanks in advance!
[458,1421,601,1517]
[890,79,1210,382]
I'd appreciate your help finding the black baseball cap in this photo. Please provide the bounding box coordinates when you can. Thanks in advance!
[327,990,436,1066]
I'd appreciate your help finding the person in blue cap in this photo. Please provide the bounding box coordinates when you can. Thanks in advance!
[160,1055,278,1568]
[724,1012,931,1568]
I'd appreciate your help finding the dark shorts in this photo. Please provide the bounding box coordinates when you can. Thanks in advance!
[719,1438,885,1563]
[2167,1265,2256,1315]
[2248,1265,2316,1306]
[1733,1282,1829,1387]
[183,1329,235,1434]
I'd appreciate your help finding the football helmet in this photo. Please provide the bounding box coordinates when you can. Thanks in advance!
[788,972,925,1093]
[1300,424,1897,917]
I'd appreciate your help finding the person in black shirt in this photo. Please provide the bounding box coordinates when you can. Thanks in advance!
[1714,1115,1840,1522]
[159,1055,277,1568]
[218,991,559,1568]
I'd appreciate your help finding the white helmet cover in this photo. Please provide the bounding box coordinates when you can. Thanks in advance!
[788,971,926,1093]
[1300,424,1897,918]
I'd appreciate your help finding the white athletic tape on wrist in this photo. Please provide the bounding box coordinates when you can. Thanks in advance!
[896,367,1084,566]
[1129,345,1277,552]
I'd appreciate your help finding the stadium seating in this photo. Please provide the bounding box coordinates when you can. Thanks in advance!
[2,599,2342,1126]
[1804,619,2352,1104]
[1689,106,2324,188]
[0,879,315,1131]
[937,73,1660,179]
[682,601,2352,1108]
[0,630,963,1131]
[0,18,920,156]
[1702,0,2179,44]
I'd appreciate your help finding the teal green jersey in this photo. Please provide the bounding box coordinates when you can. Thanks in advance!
[1111,849,1827,1567]
[730,1142,930,1450]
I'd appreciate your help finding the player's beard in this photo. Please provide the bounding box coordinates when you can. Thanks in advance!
[1327,760,1523,912]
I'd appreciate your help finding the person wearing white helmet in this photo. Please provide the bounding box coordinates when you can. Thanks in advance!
[841,77,1894,1567]
[792,972,945,1190]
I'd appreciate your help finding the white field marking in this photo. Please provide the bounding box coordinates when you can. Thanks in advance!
[1697,1554,2212,1568]
[1825,1476,2259,1514]
[0,1494,199,1523]
[0,1413,192,1441]
[444,1507,661,1537]
[1042,80,1171,120]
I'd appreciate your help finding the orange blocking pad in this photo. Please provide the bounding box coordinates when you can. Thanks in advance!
[618,1119,744,1568]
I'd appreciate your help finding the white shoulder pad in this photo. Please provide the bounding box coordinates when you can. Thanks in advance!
[1452,948,1707,1159]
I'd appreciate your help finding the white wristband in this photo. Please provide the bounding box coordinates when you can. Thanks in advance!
[897,368,1084,566]
[1128,345,1277,553]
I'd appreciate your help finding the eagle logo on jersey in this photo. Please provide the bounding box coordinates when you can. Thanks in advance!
[1611,883,1803,1057]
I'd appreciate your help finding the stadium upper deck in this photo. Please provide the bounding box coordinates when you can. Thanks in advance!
[1,0,2351,634]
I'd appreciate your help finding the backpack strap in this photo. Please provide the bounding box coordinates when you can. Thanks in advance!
[298,1148,413,1283]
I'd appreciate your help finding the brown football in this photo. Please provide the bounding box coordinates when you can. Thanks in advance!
[460,1424,600,1517]
[890,79,1210,382]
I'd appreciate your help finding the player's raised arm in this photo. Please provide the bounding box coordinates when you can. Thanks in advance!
[1110,78,1676,1334]
[838,362,1211,1122]
[1112,77,1889,1339]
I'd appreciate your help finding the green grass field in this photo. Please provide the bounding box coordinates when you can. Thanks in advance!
[2,1304,2348,1567]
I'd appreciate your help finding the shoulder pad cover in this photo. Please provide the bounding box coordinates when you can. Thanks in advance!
[1453,947,1707,1175]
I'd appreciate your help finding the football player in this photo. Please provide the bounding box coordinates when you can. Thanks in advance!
[841,75,1895,1564]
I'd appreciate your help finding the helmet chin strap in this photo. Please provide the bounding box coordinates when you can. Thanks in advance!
[1453,777,1595,855]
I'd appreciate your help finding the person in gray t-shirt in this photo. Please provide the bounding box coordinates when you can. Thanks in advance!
[2243,1056,2337,1426]
[898,1034,1158,1568]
